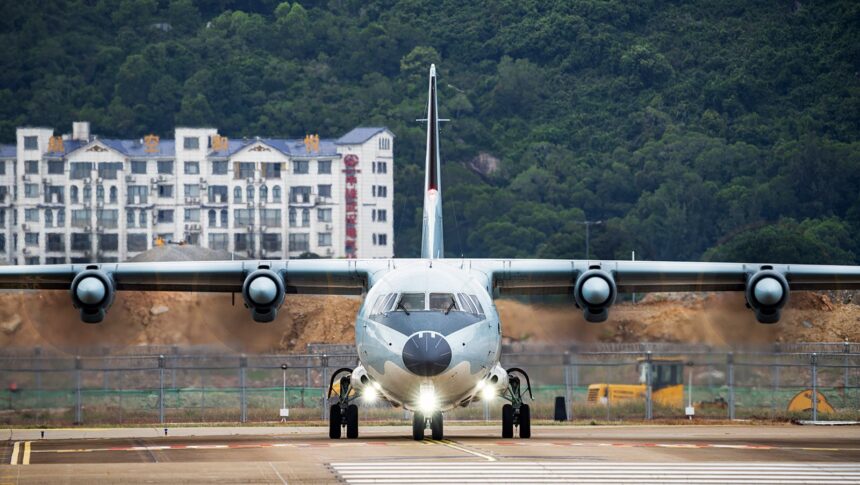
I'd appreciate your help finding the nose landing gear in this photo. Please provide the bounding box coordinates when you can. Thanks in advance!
[412,411,444,440]
[501,368,533,439]
[328,368,359,439]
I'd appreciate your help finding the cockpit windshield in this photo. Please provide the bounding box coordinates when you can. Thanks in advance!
[429,293,457,312]
[398,293,425,312]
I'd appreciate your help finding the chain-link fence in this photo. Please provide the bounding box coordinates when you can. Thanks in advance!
[0,343,857,426]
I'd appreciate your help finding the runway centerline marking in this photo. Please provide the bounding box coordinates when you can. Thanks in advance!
[21,442,30,465]
[8,443,18,465]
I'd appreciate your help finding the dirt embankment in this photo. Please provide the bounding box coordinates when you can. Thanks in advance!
[0,290,857,354]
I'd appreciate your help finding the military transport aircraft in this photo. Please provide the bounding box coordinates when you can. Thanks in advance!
[2,65,860,441]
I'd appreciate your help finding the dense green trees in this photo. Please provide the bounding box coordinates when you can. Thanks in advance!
[1,0,858,263]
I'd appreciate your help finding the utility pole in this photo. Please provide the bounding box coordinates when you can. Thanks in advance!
[575,220,603,260]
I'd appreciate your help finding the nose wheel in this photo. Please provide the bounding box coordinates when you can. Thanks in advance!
[501,368,533,439]
[412,411,444,440]
[328,368,360,439]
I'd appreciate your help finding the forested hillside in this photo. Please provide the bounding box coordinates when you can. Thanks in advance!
[1,0,858,262]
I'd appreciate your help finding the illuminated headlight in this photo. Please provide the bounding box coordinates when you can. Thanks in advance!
[363,386,378,403]
[417,388,438,414]
[481,385,496,402]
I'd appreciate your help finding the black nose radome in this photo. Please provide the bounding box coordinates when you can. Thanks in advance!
[402,332,452,377]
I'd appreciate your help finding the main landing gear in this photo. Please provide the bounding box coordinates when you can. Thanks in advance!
[328,368,359,439]
[501,368,533,439]
[412,410,443,440]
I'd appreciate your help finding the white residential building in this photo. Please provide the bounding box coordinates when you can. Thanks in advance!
[0,122,394,264]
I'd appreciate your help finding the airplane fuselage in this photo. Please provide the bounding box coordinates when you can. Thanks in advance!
[353,260,502,412]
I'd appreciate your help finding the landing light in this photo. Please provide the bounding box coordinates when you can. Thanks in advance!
[481,385,496,402]
[363,386,378,403]
[417,388,438,414]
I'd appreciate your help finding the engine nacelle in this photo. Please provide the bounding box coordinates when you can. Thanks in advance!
[746,270,789,324]
[573,270,617,323]
[70,270,115,324]
[241,269,286,322]
[349,364,370,392]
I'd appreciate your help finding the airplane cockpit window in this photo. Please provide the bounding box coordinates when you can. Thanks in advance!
[457,293,476,314]
[397,293,425,312]
[369,293,398,316]
[429,293,458,313]
[469,294,484,315]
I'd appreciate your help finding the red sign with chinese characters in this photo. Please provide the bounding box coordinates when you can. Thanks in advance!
[343,154,359,257]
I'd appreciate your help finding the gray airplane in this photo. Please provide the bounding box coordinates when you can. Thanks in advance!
[2,65,860,441]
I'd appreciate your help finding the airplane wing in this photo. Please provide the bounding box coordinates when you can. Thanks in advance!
[0,259,391,323]
[469,259,860,323]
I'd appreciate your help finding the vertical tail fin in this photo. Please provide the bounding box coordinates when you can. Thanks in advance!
[421,64,444,259]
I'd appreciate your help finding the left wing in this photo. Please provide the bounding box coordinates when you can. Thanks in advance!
[0,259,391,323]
[466,259,860,323]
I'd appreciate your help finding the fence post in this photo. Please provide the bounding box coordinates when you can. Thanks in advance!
[74,356,82,425]
[321,354,329,420]
[239,355,247,423]
[563,351,572,416]
[844,341,850,401]
[158,355,165,424]
[811,352,818,422]
[645,351,653,420]
[727,352,735,420]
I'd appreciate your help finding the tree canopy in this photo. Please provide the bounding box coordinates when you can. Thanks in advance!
[1,0,858,263]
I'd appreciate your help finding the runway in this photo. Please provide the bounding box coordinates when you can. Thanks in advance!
[2,425,859,483]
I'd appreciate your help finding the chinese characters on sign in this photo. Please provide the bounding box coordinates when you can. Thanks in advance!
[343,154,359,257]
[144,134,160,153]
[211,135,229,151]
[48,136,64,153]
[304,134,320,153]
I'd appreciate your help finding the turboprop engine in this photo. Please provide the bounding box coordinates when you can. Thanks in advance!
[241,268,286,322]
[70,269,115,323]
[573,269,617,323]
[745,270,789,324]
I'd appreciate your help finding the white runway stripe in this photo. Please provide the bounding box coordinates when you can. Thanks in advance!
[331,462,860,484]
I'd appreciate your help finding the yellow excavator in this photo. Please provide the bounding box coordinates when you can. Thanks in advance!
[586,357,685,408]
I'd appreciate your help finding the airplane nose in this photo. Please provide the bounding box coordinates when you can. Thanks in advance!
[402,332,452,377]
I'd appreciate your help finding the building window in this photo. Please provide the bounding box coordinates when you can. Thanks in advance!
[109,186,117,203]
[262,233,281,252]
[47,233,64,252]
[372,185,388,197]
[373,233,388,246]
[44,209,53,227]
[139,210,147,226]
[289,233,309,252]
[211,161,227,175]
[97,209,118,228]
[157,160,174,174]
[26,257,41,265]
[25,184,39,198]
[24,136,38,150]
[262,163,281,179]
[247,185,254,202]
[157,210,174,223]
[0,161,5,175]
[0,233,5,251]
[289,208,296,227]
[57,209,65,227]
[209,233,228,250]
[220,209,227,226]
[183,137,199,150]
[84,185,92,201]
[236,162,254,179]
[25,208,39,222]
[97,185,104,201]
[99,234,118,251]
[317,208,332,222]
[158,184,174,198]
[127,233,147,252]
[301,208,310,227]
[318,160,331,174]
[25,160,39,174]
[126,209,135,228]
[378,137,390,150]
[208,185,228,203]
[272,186,282,202]
[261,209,281,227]
[70,162,93,179]
[185,184,200,198]
[293,160,309,174]
[230,186,241,203]
[127,185,147,204]
[131,160,147,174]
[373,209,387,222]
[318,184,332,198]
[234,209,253,226]
[184,208,200,222]
[290,186,311,203]
[184,161,199,175]
[373,161,388,174]
[234,233,251,252]
[205,209,215,227]
[47,160,64,174]
[318,232,332,247]
[98,162,121,179]
[71,233,91,251]
[25,233,38,247]
[260,185,268,201]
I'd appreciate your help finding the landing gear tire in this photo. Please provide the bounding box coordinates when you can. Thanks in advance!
[346,404,359,439]
[519,404,531,439]
[329,404,342,439]
[501,404,514,438]
[430,411,443,440]
[412,411,425,440]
